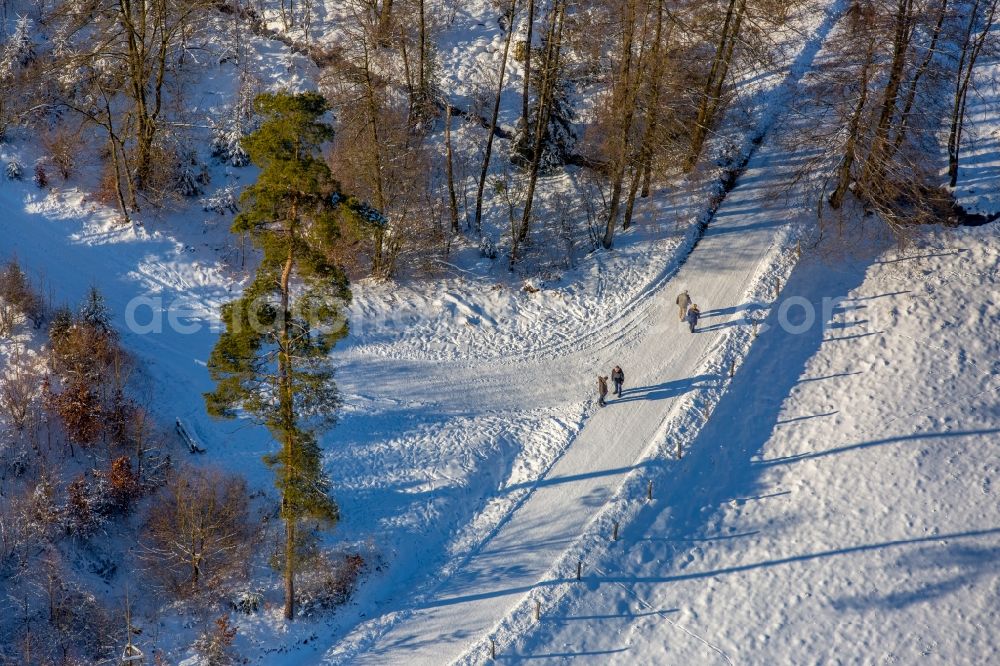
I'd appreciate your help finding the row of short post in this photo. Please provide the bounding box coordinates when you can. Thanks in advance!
[488,493,652,659]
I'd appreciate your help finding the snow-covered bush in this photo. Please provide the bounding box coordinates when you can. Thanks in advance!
[43,128,77,181]
[297,552,366,616]
[0,349,40,430]
[211,125,250,168]
[5,159,23,180]
[64,474,105,537]
[175,160,203,197]
[0,259,44,329]
[201,185,240,215]
[102,455,141,513]
[29,478,61,533]
[142,467,253,597]
[0,15,35,79]
[194,616,239,666]
[230,589,263,615]
[479,235,498,260]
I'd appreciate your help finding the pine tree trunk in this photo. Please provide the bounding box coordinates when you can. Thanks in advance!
[279,203,297,621]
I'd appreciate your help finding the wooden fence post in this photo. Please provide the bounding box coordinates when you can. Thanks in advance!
[490,638,496,660]
[612,521,619,541]
[576,560,582,580]
[729,359,735,378]
[646,479,653,501]
[534,600,541,621]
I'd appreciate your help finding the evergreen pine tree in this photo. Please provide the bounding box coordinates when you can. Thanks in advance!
[78,286,113,335]
[204,91,354,620]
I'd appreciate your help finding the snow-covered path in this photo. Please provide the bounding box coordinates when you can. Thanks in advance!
[326,94,823,666]
[320,4,851,661]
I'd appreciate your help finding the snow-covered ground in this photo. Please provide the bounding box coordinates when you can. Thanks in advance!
[502,222,1000,664]
[2,0,1000,663]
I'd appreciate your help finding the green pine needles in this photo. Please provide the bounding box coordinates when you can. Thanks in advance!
[204,91,356,620]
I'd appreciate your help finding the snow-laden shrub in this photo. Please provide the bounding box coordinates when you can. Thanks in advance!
[194,616,239,666]
[64,474,106,537]
[211,125,250,168]
[230,589,263,615]
[297,552,366,616]
[175,160,202,197]
[0,259,45,328]
[0,15,35,77]
[5,159,23,180]
[201,185,239,215]
[43,128,77,181]
[479,235,498,260]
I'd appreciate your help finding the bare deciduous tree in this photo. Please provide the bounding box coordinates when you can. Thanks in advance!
[143,466,254,596]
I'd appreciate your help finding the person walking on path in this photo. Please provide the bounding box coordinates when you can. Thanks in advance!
[597,375,609,407]
[686,304,701,333]
[611,366,624,397]
[676,290,691,321]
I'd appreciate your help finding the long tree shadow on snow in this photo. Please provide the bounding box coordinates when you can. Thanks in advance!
[830,539,1000,612]
[594,244,880,585]
[758,428,1000,466]
[593,527,1000,587]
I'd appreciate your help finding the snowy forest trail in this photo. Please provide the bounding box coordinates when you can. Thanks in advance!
[331,140,802,666]
[324,6,844,661]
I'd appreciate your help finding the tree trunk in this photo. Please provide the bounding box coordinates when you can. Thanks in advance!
[521,0,535,129]
[279,203,297,621]
[513,0,565,267]
[602,0,645,248]
[418,0,427,101]
[890,0,947,157]
[361,41,389,276]
[861,0,913,189]
[400,23,415,121]
[444,103,460,232]
[474,1,517,234]
[378,0,393,39]
[830,35,875,210]
[948,0,997,186]
[638,0,668,200]
[684,0,746,172]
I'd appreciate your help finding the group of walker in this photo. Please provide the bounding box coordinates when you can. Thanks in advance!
[596,365,624,407]
[675,289,700,332]
[596,288,701,407]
